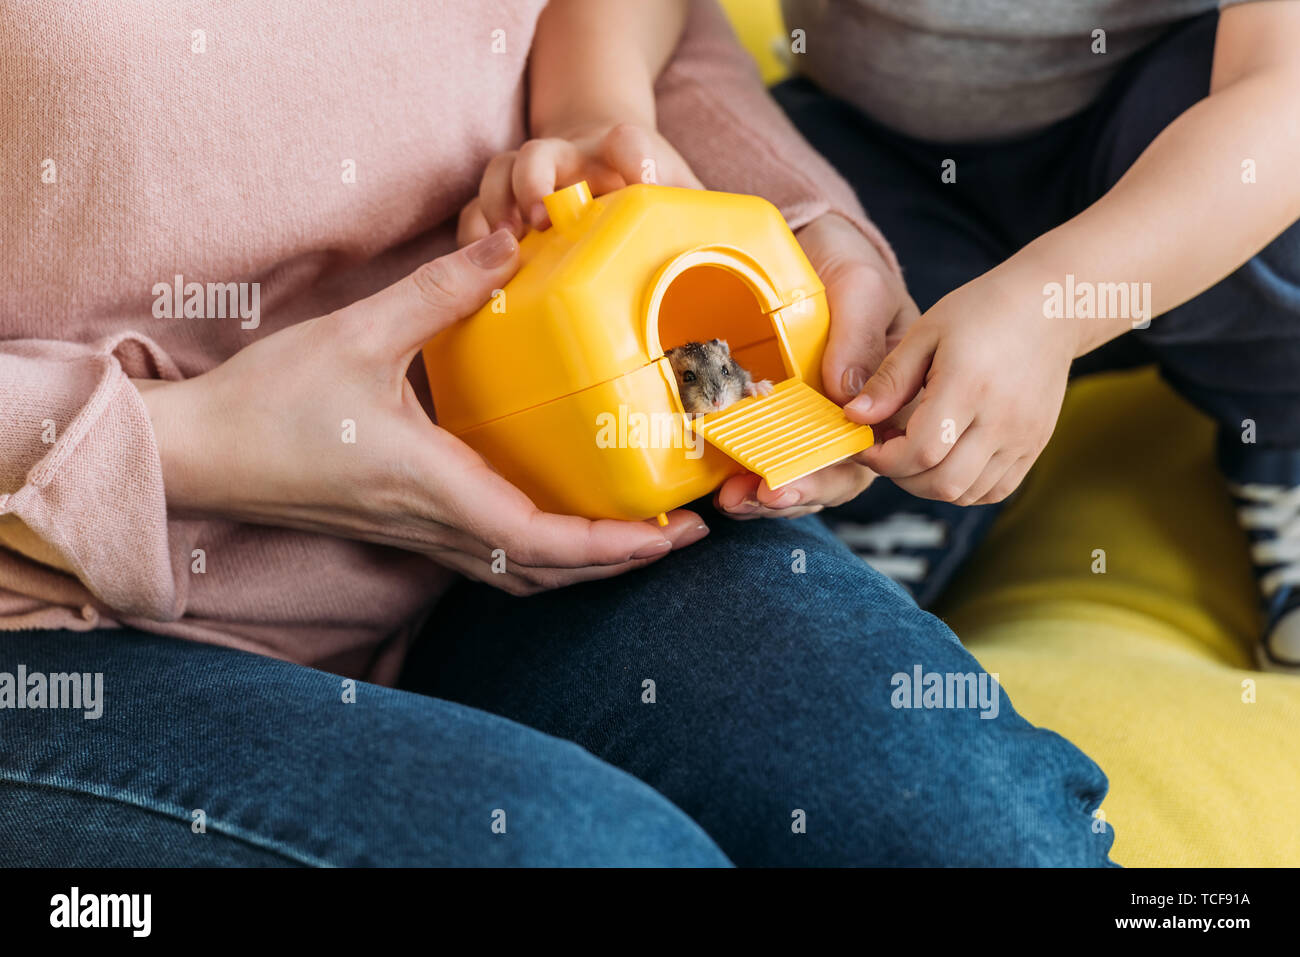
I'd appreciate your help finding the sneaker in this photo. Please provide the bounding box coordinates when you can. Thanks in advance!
[824,478,1006,609]
[1220,437,1300,671]
[1227,477,1300,672]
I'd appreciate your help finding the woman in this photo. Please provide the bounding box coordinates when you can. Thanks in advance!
[0,0,1112,866]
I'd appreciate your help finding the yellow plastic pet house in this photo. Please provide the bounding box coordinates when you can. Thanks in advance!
[423,181,873,524]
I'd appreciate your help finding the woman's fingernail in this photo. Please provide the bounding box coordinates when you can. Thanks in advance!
[631,539,673,560]
[672,522,711,548]
[841,366,867,397]
[770,489,800,508]
[847,393,873,416]
[466,228,518,268]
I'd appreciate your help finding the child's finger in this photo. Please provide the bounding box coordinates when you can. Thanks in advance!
[890,427,993,503]
[513,138,582,228]
[844,325,937,425]
[599,124,700,189]
[478,152,525,236]
[598,123,657,184]
[973,454,1034,505]
[956,448,1018,506]
[664,153,704,189]
[858,387,974,479]
[644,143,704,190]
[457,198,493,247]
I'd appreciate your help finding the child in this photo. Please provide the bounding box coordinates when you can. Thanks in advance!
[458,0,701,246]
[774,0,1300,671]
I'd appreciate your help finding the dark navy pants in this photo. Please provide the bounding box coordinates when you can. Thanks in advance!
[775,12,1300,458]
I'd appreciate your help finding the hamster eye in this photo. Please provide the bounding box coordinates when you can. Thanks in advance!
[682,370,697,383]
[720,366,730,376]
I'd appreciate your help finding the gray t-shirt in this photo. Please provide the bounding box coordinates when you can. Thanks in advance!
[781,0,1257,142]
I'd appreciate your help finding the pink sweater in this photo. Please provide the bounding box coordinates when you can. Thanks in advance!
[0,0,892,683]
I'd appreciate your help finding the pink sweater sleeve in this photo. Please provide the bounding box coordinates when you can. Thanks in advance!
[654,0,902,277]
[0,333,192,620]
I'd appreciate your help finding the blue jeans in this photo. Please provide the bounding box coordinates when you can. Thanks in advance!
[0,509,1115,866]
[775,11,1300,454]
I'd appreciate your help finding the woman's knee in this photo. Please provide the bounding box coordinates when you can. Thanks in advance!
[419,517,1115,866]
[637,618,1115,866]
[636,524,1112,865]
[593,521,1112,865]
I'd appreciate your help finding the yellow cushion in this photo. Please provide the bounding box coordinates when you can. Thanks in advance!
[718,0,792,85]
[937,369,1300,867]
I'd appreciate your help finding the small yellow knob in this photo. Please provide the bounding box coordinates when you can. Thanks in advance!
[543,180,594,230]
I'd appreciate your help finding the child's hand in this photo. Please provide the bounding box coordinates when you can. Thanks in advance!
[845,272,1080,506]
[715,213,918,520]
[458,123,702,245]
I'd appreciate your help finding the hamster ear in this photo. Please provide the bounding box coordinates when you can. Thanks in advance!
[713,338,730,353]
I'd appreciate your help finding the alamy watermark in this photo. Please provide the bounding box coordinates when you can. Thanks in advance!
[1043,273,1152,329]
[50,887,150,937]
[0,665,103,719]
[890,665,1001,719]
[595,405,705,458]
[152,274,260,329]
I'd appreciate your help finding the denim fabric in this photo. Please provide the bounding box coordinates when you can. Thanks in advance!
[0,630,728,867]
[401,505,1117,867]
[0,507,1116,866]
[774,11,1300,451]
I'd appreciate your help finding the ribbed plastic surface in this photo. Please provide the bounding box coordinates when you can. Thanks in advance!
[689,379,874,489]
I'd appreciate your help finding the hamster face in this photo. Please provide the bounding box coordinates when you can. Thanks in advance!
[665,339,749,414]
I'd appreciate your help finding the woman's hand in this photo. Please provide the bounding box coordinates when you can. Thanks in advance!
[846,267,1077,506]
[136,229,708,595]
[715,212,920,519]
[458,123,702,245]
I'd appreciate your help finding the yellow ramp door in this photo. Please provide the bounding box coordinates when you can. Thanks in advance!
[689,379,874,489]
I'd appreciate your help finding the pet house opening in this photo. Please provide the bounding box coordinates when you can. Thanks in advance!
[652,264,789,386]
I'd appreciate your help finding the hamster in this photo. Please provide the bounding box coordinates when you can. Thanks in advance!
[665,339,774,414]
